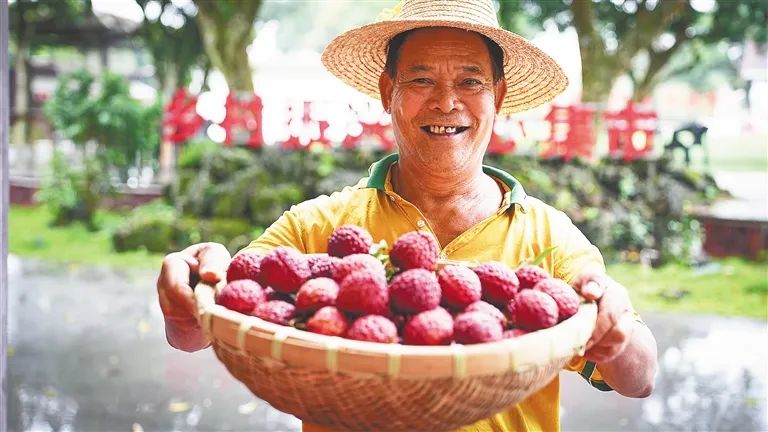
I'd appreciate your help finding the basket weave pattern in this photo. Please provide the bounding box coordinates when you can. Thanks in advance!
[196,282,596,431]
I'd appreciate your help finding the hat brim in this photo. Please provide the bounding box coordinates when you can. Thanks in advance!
[321,19,569,115]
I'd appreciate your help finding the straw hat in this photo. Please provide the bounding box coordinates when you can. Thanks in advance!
[321,0,568,114]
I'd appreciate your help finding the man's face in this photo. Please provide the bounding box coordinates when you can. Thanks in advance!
[379,27,506,170]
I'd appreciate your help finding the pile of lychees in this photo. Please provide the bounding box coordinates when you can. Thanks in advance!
[215,225,581,345]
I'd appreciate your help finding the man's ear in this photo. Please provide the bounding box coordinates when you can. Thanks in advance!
[379,72,393,113]
[494,78,507,114]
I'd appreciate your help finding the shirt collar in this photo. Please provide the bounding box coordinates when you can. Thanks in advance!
[365,153,528,212]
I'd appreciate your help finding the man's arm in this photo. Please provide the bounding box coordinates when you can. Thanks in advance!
[594,319,657,397]
[573,273,658,398]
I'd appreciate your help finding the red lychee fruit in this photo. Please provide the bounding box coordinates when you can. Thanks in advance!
[307,254,342,279]
[307,306,349,337]
[346,315,398,343]
[336,270,389,316]
[438,265,482,309]
[511,290,558,331]
[252,300,296,326]
[403,307,454,346]
[327,225,373,258]
[259,247,311,294]
[503,328,528,339]
[534,278,580,321]
[295,277,339,314]
[332,253,386,283]
[226,252,264,283]
[464,300,506,328]
[389,231,439,271]
[389,269,441,314]
[515,264,550,290]
[216,279,266,314]
[474,261,520,306]
[453,311,504,344]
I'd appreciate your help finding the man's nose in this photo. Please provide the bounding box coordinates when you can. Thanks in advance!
[429,84,462,113]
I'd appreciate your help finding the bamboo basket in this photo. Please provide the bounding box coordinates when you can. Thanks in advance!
[195,280,597,432]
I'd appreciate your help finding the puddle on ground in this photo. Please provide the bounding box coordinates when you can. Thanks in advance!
[7,258,767,431]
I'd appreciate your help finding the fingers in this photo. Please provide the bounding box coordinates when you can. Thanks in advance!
[157,252,198,318]
[572,272,610,301]
[586,283,630,348]
[196,243,232,284]
[585,310,635,362]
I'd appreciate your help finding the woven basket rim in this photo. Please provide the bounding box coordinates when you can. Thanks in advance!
[195,281,596,379]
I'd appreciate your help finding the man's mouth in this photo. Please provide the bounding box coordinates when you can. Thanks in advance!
[421,125,470,136]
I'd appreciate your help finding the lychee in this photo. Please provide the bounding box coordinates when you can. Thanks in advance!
[226,252,264,283]
[216,279,266,314]
[403,307,454,346]
[307,254,342,279]
[515,264,549,290]
[453,311,504,344]
[346,315,398,343]
[295,277,339,314]
[307,306,349,337]
[389,231,439,271]
[389,269,441,314]
[511,290,558,331]
[327,225,373,257]
[336,270,389,316]
[534,278,580,321]
[474,261,520,306]
[332,253,385,283]
[438,265,482,308]
[464,300,506,328]
[252,300,296,326]
[259,247,311,294]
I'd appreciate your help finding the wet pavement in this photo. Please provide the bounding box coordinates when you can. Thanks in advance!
[6,257,768,431]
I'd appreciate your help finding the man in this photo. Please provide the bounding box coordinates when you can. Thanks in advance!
[157,0,658,430]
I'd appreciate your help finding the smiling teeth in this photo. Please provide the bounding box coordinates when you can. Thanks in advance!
[429,126,457,134]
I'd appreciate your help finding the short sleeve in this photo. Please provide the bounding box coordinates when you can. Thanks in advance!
[550,211,606,284]
[239,209,307,255]
[565,356,613,392]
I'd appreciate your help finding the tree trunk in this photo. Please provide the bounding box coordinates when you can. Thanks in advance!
[194,1,262,93]
[571,0,622,103]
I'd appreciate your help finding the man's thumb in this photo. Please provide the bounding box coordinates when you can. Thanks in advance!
[197,243,232,284]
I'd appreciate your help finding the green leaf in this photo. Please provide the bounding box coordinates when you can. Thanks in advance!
[522,246,558,267]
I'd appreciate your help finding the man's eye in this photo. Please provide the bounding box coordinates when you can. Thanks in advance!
[412,78,432,84]
[463,79,482,86]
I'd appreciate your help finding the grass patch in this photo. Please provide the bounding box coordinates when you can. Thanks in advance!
[607,259,768,320]
[9,205,164,269]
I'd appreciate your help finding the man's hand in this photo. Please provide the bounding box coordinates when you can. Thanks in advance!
[572,272,635,362]
[157,242,231,352]
[572,271,658,398]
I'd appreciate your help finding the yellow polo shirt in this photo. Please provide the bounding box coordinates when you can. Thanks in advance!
[242,153,612,432]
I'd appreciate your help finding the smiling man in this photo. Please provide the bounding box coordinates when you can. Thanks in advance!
[156,0,658,431]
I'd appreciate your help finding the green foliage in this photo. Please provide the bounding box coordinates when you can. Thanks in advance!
[134,0,208,93]
[485,154,719,263]
[35,151,113,230]
[497,0,768,101]
[44,70,161,180]
[112,200,256,255]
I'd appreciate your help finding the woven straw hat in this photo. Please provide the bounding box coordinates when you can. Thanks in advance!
[321,0,568,114]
